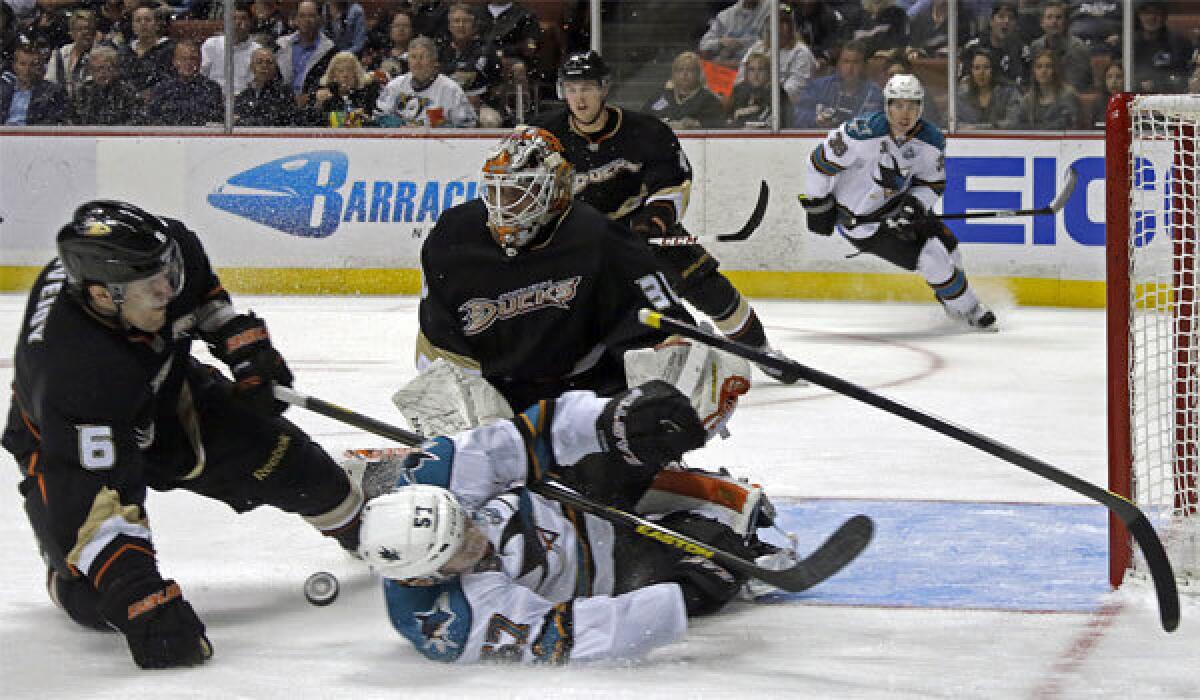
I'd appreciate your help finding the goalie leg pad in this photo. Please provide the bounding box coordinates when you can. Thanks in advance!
[634,469,774,536]
[392,358,514,436]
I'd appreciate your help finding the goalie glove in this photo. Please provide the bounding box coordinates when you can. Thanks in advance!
[799,193,836,236]
[596,380,706,468]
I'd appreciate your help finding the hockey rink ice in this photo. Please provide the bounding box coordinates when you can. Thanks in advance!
[2,294,1198,698]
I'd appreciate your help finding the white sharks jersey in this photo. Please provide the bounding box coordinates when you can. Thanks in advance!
[380,391,688,664]
[803,112,946,239]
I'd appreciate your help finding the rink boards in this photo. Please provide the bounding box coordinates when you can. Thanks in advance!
[0,130,1117,306]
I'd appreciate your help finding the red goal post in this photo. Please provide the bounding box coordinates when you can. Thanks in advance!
[1106,93,1200,591]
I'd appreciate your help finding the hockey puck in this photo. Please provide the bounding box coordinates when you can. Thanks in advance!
[304,571,340,606]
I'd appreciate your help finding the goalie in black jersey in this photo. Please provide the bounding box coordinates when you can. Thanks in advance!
[2,201,365,669]
[529,50,798,383]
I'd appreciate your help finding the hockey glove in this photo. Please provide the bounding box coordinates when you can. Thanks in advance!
[672,556,740,617]
[882,194,929,241]
[98,569,212,669]
[629,201,676,238]
[597,380,706,468]
[800,193,836,236]
[210,312,294,414]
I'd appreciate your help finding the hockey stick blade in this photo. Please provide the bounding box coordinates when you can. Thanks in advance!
[637,310,1181,632]
[936,167,1078,221]
[273,386,867,594]
[716,180,769,241]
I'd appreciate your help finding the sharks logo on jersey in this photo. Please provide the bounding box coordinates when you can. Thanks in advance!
[873,151,912,199]
[398,438,455,488]
[415,592,461,654]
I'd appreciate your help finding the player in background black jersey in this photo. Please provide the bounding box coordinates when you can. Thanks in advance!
[530,50,798,384]
[2,201,364,669]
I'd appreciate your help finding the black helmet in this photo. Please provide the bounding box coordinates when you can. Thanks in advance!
[558,50,610,86]
[56,200,184,302]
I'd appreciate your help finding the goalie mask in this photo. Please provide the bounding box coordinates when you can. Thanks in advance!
[481,125,575,256]
[358,484,468,581]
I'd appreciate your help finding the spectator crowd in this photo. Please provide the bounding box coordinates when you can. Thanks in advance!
[2,0,1199,130]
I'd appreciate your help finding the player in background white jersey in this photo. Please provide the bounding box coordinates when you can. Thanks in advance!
[354,381,771,664]
[800,74,996,330]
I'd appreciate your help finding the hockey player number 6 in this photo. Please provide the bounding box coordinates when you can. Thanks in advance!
[77,425,115,470]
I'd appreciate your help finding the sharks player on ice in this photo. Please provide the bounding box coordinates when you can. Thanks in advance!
[800,74,996,330]
[355,381,776,663]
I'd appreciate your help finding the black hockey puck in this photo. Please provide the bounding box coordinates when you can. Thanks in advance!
[304,571,340,606]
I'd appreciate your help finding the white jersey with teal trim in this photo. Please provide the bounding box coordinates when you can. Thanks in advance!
[380,390,689,664]
[803,112,947,240]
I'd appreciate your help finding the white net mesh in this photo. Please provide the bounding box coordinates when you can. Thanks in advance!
[1126,95,1200,587]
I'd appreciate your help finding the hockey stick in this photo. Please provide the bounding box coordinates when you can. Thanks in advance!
[637,310,1182,632]
[935,167,1078,221]
[272,385,874,593]
[716,179,769,241]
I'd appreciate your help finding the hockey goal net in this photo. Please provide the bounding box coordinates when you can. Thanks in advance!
[1107,93,1200,590]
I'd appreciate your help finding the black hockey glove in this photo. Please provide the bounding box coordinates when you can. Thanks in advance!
[629,201,676,238]
[597,380,706,468]
[800,193,836,236]
[672,556,740,617]
[882,194,930,241]
[98,571,212,669]
[210,312,294,414]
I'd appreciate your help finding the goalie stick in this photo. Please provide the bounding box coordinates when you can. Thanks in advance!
[637,309,1181,633]
[844,167,1078,229]
[272,385,873,593]
[648,180,770,246]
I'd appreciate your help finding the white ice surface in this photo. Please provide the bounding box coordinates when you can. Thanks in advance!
[1,296,1197,699]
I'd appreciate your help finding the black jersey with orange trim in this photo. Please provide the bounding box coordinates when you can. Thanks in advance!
[416,198,689,410]
[530,106,692,224]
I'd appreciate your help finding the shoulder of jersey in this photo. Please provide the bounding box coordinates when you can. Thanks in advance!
[843,112,890,141]
[912,119,946,150]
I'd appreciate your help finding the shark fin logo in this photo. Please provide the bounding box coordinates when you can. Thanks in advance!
[208,151,348,238]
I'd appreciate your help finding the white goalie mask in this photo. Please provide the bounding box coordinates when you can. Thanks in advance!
[480,125,575,256]
[358,484,467,581]
[883,73,924,117]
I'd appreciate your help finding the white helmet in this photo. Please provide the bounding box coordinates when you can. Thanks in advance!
[480,125,575,256]
[358,484,467,581]
[883,73,924,111]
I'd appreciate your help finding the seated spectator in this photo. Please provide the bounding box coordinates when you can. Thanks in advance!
[323,1,367,56]
[847,0,909,60]
[476,1,542,83]
[643,50,725,129]
[376,36,477,127]
[276,0,337,105]
[412,0,449,39]
[793,0,847,67]
[906,0,971,60]
[119,2,175,94]
[737,3,813,106]
[793,39,883,129]
[1086,60,1121,129]
[70,44,141,125]
[961,2,1029,88]
[235,44,297,125]
[1013,0,1043,46]
[200,2,258,98]
[1132,0,1191,94]
[699,0,770,68]
[45,8,98,100]
[143,40,222,125]
[1009,48,1081,130]
[728,51,790,128]
[957,47,1020,130]
[96,0,132,47]
[306,50,380,126]
[25,1,71,52]
[249,0,286,46]
[1029,1,1091,92]
[439,2,503,127]
[366,10,414,79]
[1069,0,1121,52]
[2,40,67,125]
